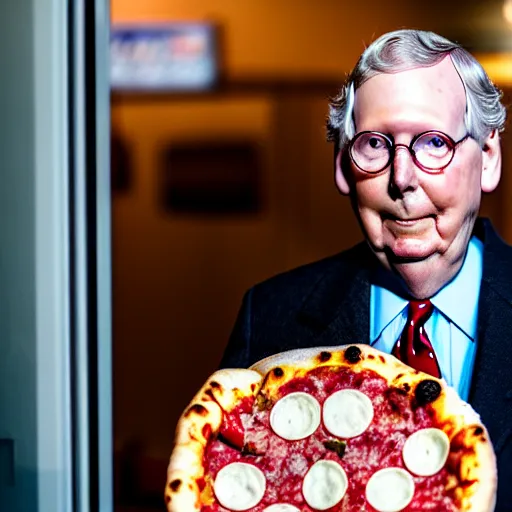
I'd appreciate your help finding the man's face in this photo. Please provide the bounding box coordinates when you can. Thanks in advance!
[335,57,501,298]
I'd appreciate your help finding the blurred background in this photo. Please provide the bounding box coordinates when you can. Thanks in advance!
[109,1,512,509]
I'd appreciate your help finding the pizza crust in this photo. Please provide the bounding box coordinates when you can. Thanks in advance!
[165,368,263,512]
[249,344,428,397]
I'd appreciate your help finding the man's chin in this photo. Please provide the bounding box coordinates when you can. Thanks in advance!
[383,251,442,298]
[385,250,434,264]
[385,239,437,262]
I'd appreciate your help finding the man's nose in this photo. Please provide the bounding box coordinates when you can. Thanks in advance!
[390,145,419,195]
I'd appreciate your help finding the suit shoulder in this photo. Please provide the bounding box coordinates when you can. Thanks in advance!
[251,242,368,299]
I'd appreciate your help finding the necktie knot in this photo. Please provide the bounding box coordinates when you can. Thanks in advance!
[408,300,434,326]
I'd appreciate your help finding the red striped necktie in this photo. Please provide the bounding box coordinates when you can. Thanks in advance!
[392,300,441,378]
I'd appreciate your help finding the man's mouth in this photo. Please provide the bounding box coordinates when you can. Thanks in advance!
[383,213,435,222]
[382,214,435,234]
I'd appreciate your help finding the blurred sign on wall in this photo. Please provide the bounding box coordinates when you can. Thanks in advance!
[110,23,219,91]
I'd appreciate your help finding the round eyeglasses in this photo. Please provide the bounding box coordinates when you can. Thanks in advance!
[348,130,470,174]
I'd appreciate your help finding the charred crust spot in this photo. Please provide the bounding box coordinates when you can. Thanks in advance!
[210,381,220,389]
[319,351,332,362]
[204,389,215,401]
[396,373,404,379]
[186,404,208,417]
[415,379,442,406]
[165,494,171,503]
[169,479,182,492]
[368,354,375,360]
[273,367,284,378]
[251,383,257,392]
[402,383,411,392]
[344,346,362,363]
[473,426,484,436]
[378,355,385,363]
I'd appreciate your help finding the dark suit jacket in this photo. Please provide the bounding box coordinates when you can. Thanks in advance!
[220,218,512,511]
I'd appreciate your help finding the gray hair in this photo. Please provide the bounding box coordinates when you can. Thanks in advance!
[327,29,507,148]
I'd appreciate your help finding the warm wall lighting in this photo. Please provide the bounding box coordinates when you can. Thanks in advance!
[504,0,512,26]
[475,52,512,87]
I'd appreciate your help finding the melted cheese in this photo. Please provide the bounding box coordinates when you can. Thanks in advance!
[365,467,414,512]
[302,460,348,510]
[402,428,450,476]
[213,462,266,511]
[322,389,374,438]
[270,392,321,440]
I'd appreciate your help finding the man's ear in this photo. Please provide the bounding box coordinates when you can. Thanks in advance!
[335,148,352,195]
[481,129,502,193]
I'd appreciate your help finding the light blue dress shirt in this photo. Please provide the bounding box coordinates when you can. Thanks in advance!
[370,237,483,401]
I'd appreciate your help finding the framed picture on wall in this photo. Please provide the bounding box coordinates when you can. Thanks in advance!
[160,140,262,214]
[110,22,219,92]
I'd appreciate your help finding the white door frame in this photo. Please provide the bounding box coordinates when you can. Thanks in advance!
[0,0,111,510]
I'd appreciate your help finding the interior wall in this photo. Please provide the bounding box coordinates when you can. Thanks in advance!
[110,89,366,491]
[110,0,425,78]
[110,1,512,503]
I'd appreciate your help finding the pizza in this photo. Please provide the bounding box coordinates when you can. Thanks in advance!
[165,344,496,512]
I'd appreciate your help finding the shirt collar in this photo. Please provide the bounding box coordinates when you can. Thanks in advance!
[371,236,483,341]
[430,236,483,339]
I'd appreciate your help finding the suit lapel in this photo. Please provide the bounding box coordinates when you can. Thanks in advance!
[298,242,372,347]
[470,219,512,446]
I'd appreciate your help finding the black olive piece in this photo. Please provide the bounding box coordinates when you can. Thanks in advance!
[415,379,442,405]
[344,346,362,363]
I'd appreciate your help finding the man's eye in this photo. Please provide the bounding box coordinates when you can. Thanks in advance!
[368,137,383,149]
[427,136,445,148]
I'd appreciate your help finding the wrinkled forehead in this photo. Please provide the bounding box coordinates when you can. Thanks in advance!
[353,56,467,132]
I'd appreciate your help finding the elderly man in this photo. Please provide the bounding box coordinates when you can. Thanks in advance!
[220,29,512,510]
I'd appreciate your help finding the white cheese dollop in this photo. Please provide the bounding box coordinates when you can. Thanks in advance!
[262,504,301,512]
[322,389,374,438]
[365,467,415,512]
[213,462,266,511]
[302,460,348,510]
[402,428,450,476]
[270,392,321,440]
